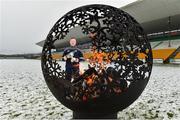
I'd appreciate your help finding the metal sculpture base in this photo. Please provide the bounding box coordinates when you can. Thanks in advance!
[73,112,117,119]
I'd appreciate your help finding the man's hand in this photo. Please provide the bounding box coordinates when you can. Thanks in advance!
[63,56,67,61]
[71,57,79,62]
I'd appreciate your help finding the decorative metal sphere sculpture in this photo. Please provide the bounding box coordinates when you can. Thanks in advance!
[41,4,153,119]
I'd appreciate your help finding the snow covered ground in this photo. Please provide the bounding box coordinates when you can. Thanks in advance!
[0,59,180,119]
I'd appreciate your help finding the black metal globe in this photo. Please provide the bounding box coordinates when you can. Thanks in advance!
[41,4,153,119]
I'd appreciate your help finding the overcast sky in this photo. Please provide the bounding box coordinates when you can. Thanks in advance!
[0,0,136,54]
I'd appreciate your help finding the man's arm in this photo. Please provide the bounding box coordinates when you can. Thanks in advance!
[72,49,84,62]
[78,50,84,62]
[62,49,67,61]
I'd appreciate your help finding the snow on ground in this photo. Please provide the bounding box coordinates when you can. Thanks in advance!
[0,59,180,119]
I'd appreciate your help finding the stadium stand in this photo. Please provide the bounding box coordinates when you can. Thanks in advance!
[51,38,180,64]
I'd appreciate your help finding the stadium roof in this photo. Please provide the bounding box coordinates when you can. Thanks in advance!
[121,0,180,34]
[36,0,180,48]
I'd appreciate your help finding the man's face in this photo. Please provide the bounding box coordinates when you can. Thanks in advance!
[70,38,77,47]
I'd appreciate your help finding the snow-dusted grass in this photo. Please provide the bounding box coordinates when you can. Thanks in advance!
[0,59,180,119]
[118,64,180,119]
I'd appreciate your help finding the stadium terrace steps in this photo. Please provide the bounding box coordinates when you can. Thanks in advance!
[163,46,180,63]
[152,40,180,50]
[152,41,163,49]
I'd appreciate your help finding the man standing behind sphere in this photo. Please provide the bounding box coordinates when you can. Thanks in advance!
[62,37,84,82]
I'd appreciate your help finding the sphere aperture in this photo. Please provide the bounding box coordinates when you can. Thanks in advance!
[41,4,153,113]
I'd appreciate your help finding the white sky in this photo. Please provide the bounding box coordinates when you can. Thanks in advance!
[0,0,136,54]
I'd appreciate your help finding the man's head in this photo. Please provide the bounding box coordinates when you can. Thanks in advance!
[69,37,77,47]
